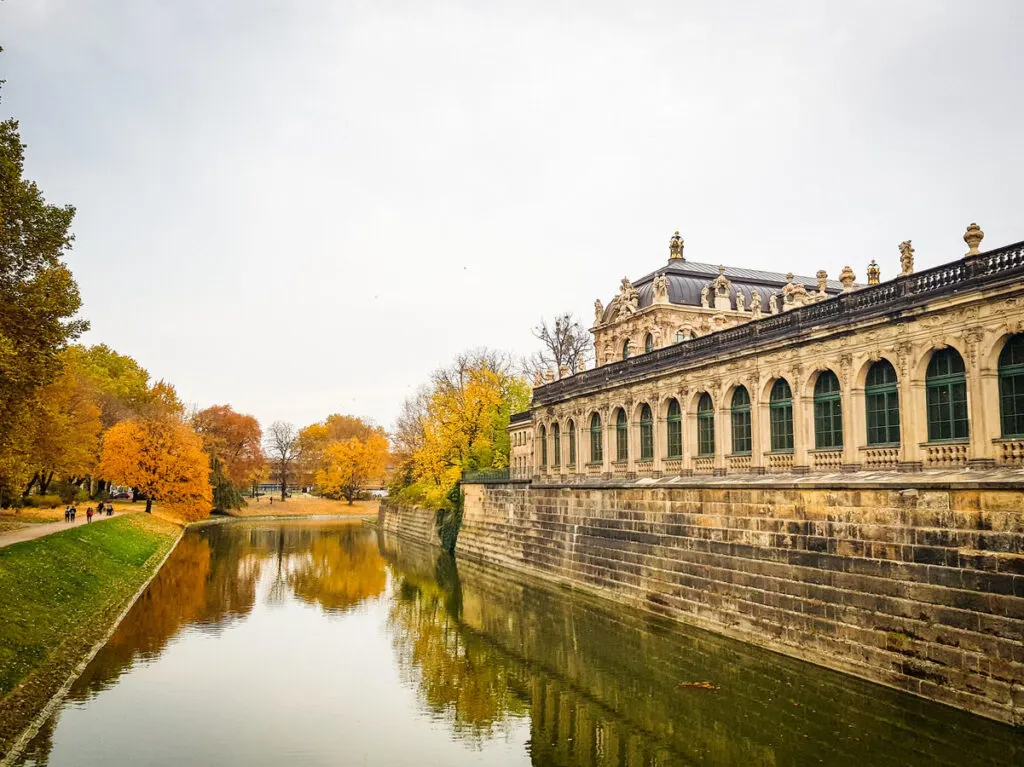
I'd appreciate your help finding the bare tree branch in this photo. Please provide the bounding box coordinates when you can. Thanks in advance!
[522,313,593,380]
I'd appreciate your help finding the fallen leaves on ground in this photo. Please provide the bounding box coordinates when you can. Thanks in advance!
[678,681,719,691]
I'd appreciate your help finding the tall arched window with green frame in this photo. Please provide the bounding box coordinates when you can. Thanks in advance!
[731,386,752,454]
[589,413,603,464]
[615,408,628,462]
[926,348,968,441]
[567,420,577,467]
[540,425,548,467]
[552,423,561,467]
[666,399,682,458]
[865,360,900,445]
[644,333,654,354]
[769,379,794,452]
[999,334,1024,438]
[622,340,631,360]
[813,371,843,449]
[639,404,654,460]
[697,393,715,456]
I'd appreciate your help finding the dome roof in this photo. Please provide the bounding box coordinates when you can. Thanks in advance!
[602,258,844,323]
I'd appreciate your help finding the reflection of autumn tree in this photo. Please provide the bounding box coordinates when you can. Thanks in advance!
[388,564,528,740]
[287,526,386,612]
[69,535,212,698]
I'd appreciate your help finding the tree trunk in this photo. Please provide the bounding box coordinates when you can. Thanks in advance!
[40,472,54,494]
[23,473,39,497]
[145,498,153,514]
[280,466,287,501]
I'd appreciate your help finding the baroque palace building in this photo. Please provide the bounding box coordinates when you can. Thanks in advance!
[509,224,1024,480]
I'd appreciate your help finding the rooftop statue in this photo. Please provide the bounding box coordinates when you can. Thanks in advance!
[899,240,915,275]
[616,277,640,319]
[593,298,604,326]
[653,273,669,303]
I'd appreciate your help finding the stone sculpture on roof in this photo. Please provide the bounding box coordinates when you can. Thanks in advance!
[653,273,669,303]
[899,240,915,276]
[593,298,604,326]
[616,278,640,319]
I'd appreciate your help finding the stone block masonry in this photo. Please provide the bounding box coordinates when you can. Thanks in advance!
[417,478,1024,726]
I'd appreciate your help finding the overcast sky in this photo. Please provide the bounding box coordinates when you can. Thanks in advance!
[3,1,1022,431]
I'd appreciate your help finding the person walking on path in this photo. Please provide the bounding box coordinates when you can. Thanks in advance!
[64,506,70,523]
[86,507,94,523]
[70,505,77,522]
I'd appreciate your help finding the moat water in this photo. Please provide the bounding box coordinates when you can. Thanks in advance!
[15,519,1024,766]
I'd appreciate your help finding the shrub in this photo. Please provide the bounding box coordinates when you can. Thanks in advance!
[23,494,62,509]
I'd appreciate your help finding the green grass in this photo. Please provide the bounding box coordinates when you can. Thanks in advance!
[0,513,180,752]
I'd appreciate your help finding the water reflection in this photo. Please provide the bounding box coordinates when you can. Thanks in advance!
[14,522,1024,767]
[43,521,386,706]
[382,535,1024,767]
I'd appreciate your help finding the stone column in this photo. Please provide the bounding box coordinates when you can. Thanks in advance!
[793,388,811,473]
[652,393,663,477]
[750,383,765,474]
[681,395,694,474]
[713,397,726,476]
[845,383,863,471]
[967,335,997,467]
[757,383,772,473]
[601,406,612,478]
[900,374,924,471]
[627,405,637,476]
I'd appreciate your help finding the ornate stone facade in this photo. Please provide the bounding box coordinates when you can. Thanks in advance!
[513,227,1024,480]
[589,231,846,366]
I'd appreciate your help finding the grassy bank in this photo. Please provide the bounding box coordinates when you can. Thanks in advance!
[0,513,181,756]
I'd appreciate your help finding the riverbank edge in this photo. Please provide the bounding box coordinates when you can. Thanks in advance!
[0,521,184,766]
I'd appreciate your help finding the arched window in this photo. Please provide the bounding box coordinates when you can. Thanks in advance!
[552,423,561,467]
[697,393,715,456]
[540,425,548,467]
[615,408,628,461]
[769,379,794,452]
[589,413,603,463]
[639,404,654,460]
[567,420,577,467]
[926,348,968,441]
[865,360,900,445]
[622,340,631,360]
[731,387,752,454]
[813,371,843,449]
[675,329,689,344]
[644,333,654,354]
[666,399,682,458]
[999,334,1024,438]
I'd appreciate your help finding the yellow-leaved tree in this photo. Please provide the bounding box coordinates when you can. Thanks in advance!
[395,349,530,508]
[23,350,103,496]
[98,419,212,522]
[316,433,389,504]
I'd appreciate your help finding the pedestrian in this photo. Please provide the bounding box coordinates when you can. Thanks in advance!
[86,507,93,523]
[64,506,70,523]
[107,502,113,517]
[70,505,77,522]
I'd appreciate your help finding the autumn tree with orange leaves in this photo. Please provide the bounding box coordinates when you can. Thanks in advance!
[98,419,212,521]
[192,405,264,510]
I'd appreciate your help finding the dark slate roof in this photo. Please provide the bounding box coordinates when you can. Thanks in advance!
[602,258,845,323]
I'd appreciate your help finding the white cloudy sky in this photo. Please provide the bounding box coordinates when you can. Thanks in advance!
[3,1,1022,430]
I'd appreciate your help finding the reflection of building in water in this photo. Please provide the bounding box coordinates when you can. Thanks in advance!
[381,534,1024,767]
[510,226,1024,478]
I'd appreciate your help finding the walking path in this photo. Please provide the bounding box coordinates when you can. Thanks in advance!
[0,512,119,549]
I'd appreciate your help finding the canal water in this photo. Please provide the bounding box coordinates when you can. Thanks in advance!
[15,519,1024,766]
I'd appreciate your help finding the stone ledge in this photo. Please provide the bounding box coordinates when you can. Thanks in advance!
[524,467,1024,491]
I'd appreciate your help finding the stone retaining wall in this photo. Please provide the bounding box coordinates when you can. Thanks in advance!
[378,501,440,548]
[379,481,1024,724]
